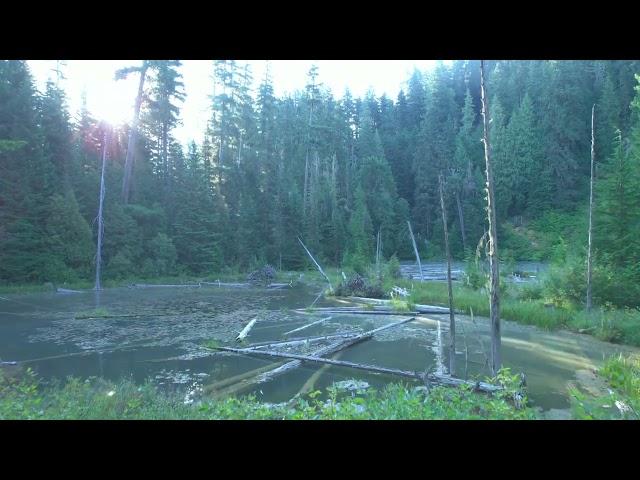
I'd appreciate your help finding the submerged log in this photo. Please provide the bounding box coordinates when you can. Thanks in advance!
[218,346,502,394]
[283,316,332,336]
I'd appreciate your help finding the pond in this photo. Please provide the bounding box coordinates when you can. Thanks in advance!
[0,281,635,416]
[400,260,548,282]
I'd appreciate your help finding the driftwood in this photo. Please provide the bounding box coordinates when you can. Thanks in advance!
[283,316,332,336]
[298,236,333,291]
[128,283,201,289]
[236,318,258,342]
[218,346,502,394]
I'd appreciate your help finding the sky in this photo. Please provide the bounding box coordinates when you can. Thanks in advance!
[27,60,439,147]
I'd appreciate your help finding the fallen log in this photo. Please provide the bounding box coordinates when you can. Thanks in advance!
[266,282,291,289]
[283,316,332,336]
[56,288,84,294]
[295,309,444,316]
[239,332,361,351]
[200,281,250,288]
[222,317,416,393]
[128,283,201,288]
[217,346,502,394]
[342,298,451,314]
[236,318,258,342]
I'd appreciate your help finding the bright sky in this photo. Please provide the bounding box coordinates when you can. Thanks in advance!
[27,60,438,147]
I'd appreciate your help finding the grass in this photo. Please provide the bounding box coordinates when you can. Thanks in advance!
[381,277,640,347]
[0,368,537,420]
[570,354,640,420]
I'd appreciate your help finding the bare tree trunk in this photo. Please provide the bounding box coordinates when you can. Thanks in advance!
[298,236,333,291]
[376,228,381,277]
[122,62,148,204]
[407,221,424,280]
[480,60,501,376]
[95,130,109,291]
[586,104,595,312]
[163,122,169,190]
[455,190,467,253]
[439,174,456,376]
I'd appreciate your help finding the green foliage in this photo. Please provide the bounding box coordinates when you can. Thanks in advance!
[570,354,640,420]
[0,371,536,420]
[385,254,402,280]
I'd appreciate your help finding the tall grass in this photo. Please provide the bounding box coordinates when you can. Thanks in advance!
[382,277,640,347]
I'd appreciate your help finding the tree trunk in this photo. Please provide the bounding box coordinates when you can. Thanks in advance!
[480,60,501,376]
[439,174,456,376]
[122,62,148,204]
[455,189,467,253]
[586,104,595,312]
[407,221,424,280]
[95,130,109,290]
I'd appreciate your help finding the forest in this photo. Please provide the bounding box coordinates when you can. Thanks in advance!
[1,60,639,308]
[1,60,640,420]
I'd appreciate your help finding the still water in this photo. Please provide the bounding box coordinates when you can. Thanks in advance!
[0,279,635,415]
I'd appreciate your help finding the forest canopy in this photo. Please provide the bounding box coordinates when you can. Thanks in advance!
[1,60,639,307]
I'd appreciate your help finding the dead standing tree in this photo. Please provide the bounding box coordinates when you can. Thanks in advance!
[480,60,501,375]
[439,173,456,375]
[407,221,424,280]
[116,61,149,204]
[94,129,109,291]
[586,104,596,312]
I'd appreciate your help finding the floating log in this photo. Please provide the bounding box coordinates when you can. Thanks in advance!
[128,283,201,289]
[295,308,448,316]
[218,346,502,394]
[343,297,451,314]
[56,288,84,294]
[239,332,361,351]
[267,282,292,289]
[236,318,258,342]
[200,281,250,288]
[283,316,332,336]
